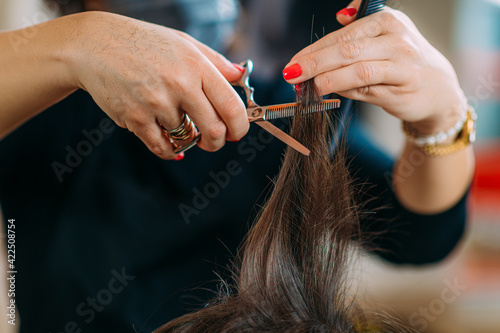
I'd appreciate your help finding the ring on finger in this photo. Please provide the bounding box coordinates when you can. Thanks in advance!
[160,114,200,154]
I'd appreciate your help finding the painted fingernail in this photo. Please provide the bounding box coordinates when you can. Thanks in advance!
[173,153,185,161]
[229,139,240,142]
[337,7,357,17]
[282,64,302,80]
[295,83,303,97]
[233,63,245,73]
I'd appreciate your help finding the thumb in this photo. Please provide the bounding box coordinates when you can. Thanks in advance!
[336,0,362,26]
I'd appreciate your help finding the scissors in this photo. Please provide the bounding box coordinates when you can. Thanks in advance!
[173,59,340,155]
[230,59,340,156]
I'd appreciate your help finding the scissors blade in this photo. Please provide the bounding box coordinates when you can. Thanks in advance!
[255,121,310,156]
[263,99,341,121]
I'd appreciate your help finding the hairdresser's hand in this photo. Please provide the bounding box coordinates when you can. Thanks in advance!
[67,12,248,159]
[282,1,466,134]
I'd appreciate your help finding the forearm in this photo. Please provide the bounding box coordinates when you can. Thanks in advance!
[393,139,475,215]
[0,15,78,139]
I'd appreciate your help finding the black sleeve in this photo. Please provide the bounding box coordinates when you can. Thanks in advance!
[0,90,110,193]
[345,105,468,265]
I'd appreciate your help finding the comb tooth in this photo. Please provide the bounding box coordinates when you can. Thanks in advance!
[267,105,294,120]
[364,0,387,16]
[267,100,340,119]
[267,108,274,120]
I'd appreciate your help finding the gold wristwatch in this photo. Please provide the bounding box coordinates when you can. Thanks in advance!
[403,106,477,157]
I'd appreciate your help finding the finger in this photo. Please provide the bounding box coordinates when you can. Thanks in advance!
[283,36,392,84]
[173,30,244,82]
[288,7,403,67]
[288,14,386,64]
[337,84,406,108]
[180,91,227,152]
[154,97,185,133]
[313,61,405,96]
[155,107,196,152]
[336,0,362,26]
[201,68,249,142]
[129,121,178,160]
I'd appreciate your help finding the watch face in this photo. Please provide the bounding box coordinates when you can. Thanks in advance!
[467,108,478,143]
[469,131,476,143]
[469,120,477,144]
[105,0,239,52]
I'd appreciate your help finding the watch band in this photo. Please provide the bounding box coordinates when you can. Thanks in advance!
[403,106,477,157]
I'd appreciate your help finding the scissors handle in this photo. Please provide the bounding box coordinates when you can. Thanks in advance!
[230,60,258,108]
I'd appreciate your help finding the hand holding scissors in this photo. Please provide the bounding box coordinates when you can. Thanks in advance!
[170,59,340,155]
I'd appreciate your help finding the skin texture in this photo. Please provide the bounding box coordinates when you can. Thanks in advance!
[0,2,474,214]
[284,0,474,214]
[0,12,248,159]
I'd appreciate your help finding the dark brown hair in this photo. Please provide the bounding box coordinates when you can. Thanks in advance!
[154,81,410,332]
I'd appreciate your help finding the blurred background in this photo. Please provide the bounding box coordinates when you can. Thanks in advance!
[355,1,500,332]
[0,0,499,332]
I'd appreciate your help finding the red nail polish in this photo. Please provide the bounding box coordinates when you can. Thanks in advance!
[337,7,357,17]
[233,64,245,73]
[173,153,185,161]
[282,64,302,80]
[229,139,240,142]
[295,83,303,97]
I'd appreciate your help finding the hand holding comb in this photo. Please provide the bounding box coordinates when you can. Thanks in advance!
[356,0,387,19]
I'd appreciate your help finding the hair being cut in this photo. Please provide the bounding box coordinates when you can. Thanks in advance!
[154,80,409,332]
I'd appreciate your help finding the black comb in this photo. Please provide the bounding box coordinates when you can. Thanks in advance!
[355,0,387,19]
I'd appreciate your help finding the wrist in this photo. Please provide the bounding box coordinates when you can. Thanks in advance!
[43,13,87,92]
[409,94,468,135]
[403,91,469,146]
[58,11,112,92]
[403,103,476,157]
